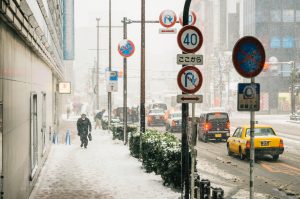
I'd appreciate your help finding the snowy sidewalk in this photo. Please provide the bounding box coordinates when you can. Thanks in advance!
[29,129,180,199]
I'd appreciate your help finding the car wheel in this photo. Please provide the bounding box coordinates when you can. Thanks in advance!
[227,144,233,156]
[239,148,246,160]
[272,154,279,161]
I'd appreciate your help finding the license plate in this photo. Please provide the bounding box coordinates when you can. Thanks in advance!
[215,134,222,138]
[261,141,269,146]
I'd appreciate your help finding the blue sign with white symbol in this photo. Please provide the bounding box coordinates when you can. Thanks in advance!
[232,36,265,78]
[237,83,260,111]
[159,10,177,28]
[109,71,118,81]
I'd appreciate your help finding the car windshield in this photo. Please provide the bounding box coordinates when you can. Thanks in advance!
[207,113,228,121]
[149,109,164,114]
[152,104,167,110]
[246,128,276,137]
[172,113,181,118]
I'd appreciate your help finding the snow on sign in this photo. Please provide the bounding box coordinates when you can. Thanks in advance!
[177,25,203,53]
[159,10,177,28]
[232,36,265,78]
[177,66,203,94]
[179,11,197,26]
[118,39,135,58]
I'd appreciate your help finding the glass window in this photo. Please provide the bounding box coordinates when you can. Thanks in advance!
[207,113,229,121]
[282,36,294,48]
[296,10,300,22]
[270,10,281,22]
[270,36,281,48]
[283,9,294,22]
[281,64,292,77]
[246,128,276,137]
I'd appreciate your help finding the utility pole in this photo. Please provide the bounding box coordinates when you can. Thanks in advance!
[182,0,191,198]
[122,17,128,144]
[96,18,100,109]
[108,0,112,130]
[140,0,145,133]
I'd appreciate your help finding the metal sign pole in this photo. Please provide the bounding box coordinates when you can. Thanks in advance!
[182,1,192,198]
[250,77,255,199]
[108,0,112,132]
[123,18,128,145]
[191,102,195,199]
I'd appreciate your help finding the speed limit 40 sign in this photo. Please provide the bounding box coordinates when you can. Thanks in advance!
[177,25,203,53]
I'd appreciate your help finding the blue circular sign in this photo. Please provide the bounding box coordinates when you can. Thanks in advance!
[232,36,265,78]
[118,39,135,58]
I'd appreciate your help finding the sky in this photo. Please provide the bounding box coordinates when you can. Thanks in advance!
[73,0,190,106]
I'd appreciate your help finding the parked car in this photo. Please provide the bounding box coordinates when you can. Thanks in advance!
[165,112,182,132]
[147,109,166,126]
[290,110,300,120]
[227,125,284,161]
[198,112,230,142]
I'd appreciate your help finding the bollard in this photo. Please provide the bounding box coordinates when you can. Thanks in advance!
[65,129,71,145]
[212,188,224,199]
[194,174,201,199]
[199,179,211,199]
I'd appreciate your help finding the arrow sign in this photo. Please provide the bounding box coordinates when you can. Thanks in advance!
[177,94,203,103]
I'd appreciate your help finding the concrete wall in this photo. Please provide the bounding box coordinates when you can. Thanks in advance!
[0,21,54,199]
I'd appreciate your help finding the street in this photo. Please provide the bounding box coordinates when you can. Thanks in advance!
[148,113,300,198]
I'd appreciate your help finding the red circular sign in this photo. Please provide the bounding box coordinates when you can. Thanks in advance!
[232,36,265,78]
[177,66,203,94]
[159,10,177,28]
[179,11,197,26]
[177,25,203,53]
[118,39,135,58]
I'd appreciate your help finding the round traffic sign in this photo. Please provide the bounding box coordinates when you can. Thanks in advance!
[177,25,203,53]
[179,11,197,26]
[159,10,177,28]
[232,36,265,78]
[118,39,135,58]
[177,66,203,94]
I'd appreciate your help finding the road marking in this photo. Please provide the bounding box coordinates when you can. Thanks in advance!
[260,162,300,176]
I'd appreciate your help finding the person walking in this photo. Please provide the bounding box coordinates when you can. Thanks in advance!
[77,113,92,149]
[95,109,105,129]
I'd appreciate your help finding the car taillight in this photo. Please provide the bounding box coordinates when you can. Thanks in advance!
[148,116,153,122]
[226,122,230,129]
[279,139,284,148]
[204,122,212,131]
[246,140,251,149]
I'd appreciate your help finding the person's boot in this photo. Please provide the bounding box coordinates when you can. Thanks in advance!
[80,143,83,147]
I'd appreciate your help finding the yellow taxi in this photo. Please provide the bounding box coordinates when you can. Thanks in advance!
[227,125,284,161]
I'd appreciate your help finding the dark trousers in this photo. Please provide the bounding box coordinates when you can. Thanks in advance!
[80,133,88,147]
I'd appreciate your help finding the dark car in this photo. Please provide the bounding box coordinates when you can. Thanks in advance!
[198,112,230,142]
[147,109,166,126]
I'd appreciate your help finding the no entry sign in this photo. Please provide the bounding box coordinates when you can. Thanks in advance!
[177,25,203,53]
[232,36,265,78]
[159,10,177,28]
[118,39,135,58]
[177,66,203,94]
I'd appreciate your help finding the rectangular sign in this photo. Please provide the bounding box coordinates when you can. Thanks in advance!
[237,83,260,111]
[106,71,118,92]
[58,82,71,94]
[177,94,203,103]
[159,28,177,34]
[177,54,203,65]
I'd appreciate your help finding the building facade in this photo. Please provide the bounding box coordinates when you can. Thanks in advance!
[0,0,73,198]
